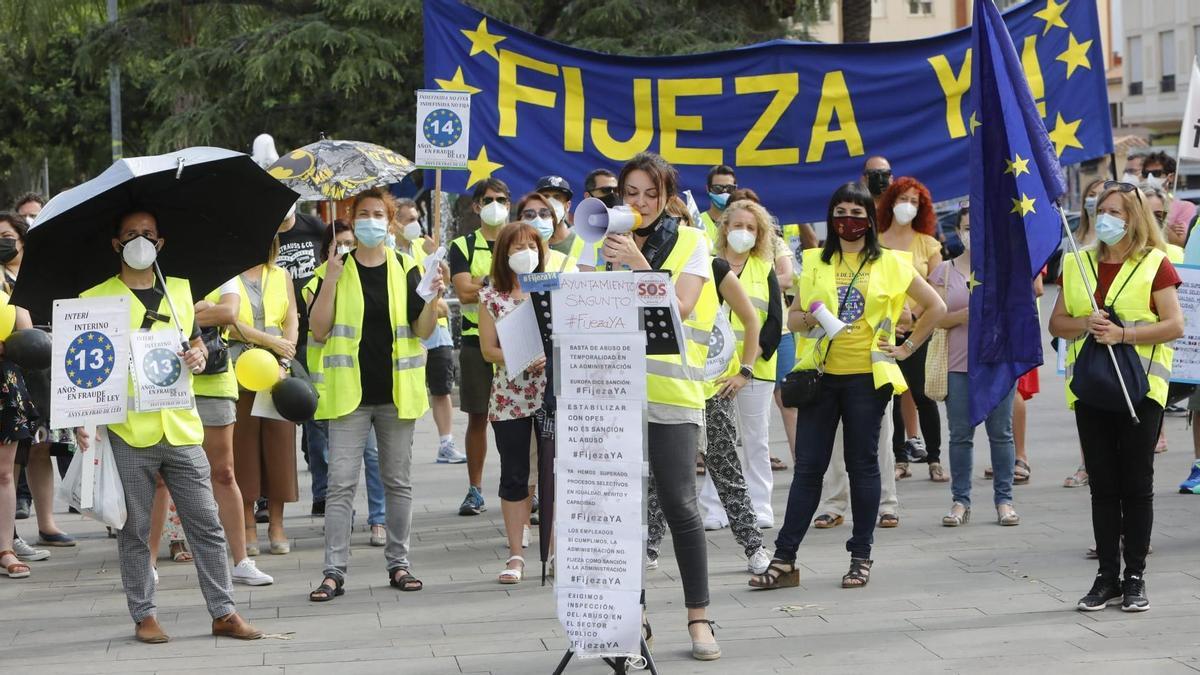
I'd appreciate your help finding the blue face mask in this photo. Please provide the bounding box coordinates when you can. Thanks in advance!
[530,216,555,241]
[708,191,730,210]
[354,217,389,247]
[1094,213,1127,246]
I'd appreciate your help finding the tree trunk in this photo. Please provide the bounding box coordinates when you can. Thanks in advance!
[841,0,871,43]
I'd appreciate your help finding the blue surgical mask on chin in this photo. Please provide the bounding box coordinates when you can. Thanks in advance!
[354,217,389,247]
[1095,213,1127,246]
[708,191,730,210]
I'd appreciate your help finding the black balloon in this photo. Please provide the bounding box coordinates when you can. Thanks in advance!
[5,329,52,371]
[272,376,318,422]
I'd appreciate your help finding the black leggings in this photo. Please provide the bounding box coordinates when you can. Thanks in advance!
[891,340,942,463]
[492,417,536,502]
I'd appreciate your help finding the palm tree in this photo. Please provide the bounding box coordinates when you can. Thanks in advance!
[841,0,871,43]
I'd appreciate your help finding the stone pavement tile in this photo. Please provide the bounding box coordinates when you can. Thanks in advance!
[1064,631,1200,662]
[905,607,1092,632]
[429,636,548,657]
[282,656,462,674]
[456,650,640,675]
[436,616,564,638]
[263,644,434,665]
[170,668,284,675]
[907,622,1095,659]
[7,653,266,675]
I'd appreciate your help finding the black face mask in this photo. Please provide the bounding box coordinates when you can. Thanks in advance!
[865,170,891,197]
[598,192,621,209]
[633,212,661,237]
[0,239,18,264]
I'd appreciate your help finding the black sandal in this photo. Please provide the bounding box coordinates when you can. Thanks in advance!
[841,558,872,588]
[389,567,424,592]
[308,576,344,602]
[748,560,799,589]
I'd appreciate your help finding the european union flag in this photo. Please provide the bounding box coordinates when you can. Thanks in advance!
[967,0,1074,426]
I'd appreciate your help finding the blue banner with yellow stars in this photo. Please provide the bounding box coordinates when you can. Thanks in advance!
[967,0,1067,426]
[423,0,1110,224]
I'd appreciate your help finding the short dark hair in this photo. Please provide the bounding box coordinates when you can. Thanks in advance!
[1142,150,1176,175]
[13,192,44,213]
[706,165,736,187]
[471,177,510,203]
[584,168,616,193]
[319,219,354,263]
[821,182,882,265]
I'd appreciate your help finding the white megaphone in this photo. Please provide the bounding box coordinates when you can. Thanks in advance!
[809,300,847,340]
[574,197,642,243]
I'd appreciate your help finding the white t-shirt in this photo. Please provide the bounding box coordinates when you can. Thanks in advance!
[678,233,712,280]
[216,277,240,296]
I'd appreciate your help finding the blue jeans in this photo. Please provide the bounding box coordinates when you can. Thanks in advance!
[775,332,796,384]
[774,373,892,561]
[946,372,1015,508]
[363,427,385,526]
[305,419,329,502]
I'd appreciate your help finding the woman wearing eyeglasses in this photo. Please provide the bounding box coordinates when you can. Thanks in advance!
[1050,181,1183,613]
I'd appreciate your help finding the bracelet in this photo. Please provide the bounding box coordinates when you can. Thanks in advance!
[903,339,916,352]
[1121,326,1126,344]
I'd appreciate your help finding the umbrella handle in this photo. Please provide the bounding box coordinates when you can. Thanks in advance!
[151,262,191,352]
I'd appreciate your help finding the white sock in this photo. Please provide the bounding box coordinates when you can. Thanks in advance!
[440,434,453,443]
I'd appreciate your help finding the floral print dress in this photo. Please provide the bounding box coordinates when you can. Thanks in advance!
[480,287,546,422]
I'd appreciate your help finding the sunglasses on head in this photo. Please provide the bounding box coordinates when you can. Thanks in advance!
[1102,180,1143,202]
[708,184,738,194]
[480,196,509,205]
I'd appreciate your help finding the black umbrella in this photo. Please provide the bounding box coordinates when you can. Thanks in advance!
[12,147,299,323]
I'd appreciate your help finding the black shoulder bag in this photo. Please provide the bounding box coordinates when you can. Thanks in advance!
[781,256,865,408]
[1069,252,1151,413]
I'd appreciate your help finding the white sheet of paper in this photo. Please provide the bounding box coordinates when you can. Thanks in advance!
[495,299,544,382]
[51,296,130,429]
[251,389,288,421]
[129,329,193,413]
[416,246,448,301]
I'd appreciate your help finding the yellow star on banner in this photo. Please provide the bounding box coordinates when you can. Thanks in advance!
[461,18,505,60]
[434,67,482,95]
[1048,113,1083,156]
[968,271,982,293]
[1033,0,1069,36]
[1011,193,1037,217]
[969,111,981,135]
[1056,32,1093,78]
[466,146,503,188]
[1004,154,1031,177]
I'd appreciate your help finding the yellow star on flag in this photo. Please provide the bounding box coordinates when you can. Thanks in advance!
[1048,113,1083,156]
[1011,193,1037,217]
[969,111,981,135]
[1056,32,1093,78]
[434,67,482,95]
[466,146,504,188]
[461,18,506,60]
[968,271,982,293]
[1004,154,1031,177]
[1033,0,1069,36]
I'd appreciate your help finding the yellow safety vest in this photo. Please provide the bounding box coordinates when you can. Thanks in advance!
[1061,248,1172,408]
[313,252,428,420]
[236,265,290,339]
[729,253,777,381]
[644,227,718,410]
[1167,243,1185,264]
[793,248,913,394]
[546,248,579,273]
[449,231,494,339]
[192,286,238,400]
[699,212,721,250]
[781,224,804,261]
[399,243,450,329]
[81,276,204,448]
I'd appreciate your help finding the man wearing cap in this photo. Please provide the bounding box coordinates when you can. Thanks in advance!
[538,175,586,267]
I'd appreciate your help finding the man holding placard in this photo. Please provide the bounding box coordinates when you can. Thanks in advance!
[77,211,262,644]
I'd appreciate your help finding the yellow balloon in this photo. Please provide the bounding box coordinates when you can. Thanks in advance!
[0,291,15,341]
[235,348,281,392]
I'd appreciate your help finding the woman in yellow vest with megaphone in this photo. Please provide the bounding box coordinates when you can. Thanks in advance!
[306,188,444,601]
[751,182,945,592]
[1049,180,1183,613]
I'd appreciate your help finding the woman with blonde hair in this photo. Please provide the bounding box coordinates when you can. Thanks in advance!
[1051,181,1183,612]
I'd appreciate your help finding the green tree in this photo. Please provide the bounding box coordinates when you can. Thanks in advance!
[840,0,872,43]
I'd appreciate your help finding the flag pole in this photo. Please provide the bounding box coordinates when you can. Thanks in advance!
[1056,205,1141,424]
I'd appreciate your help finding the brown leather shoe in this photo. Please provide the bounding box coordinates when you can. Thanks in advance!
[212,612,263,640]
[134,616,170,644]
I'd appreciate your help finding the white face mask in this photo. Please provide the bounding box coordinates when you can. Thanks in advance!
[480,201,509,227]
[1143,174,1165,190]
[726,229,757,254]
[892,202,918,225]
[402,221,423,242]
[121,235,158,270]
[548,199,566,223]
[1121,172,1141,185]
[508,248,539,275]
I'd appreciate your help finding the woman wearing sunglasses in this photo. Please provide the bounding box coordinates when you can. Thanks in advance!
[513,193,577,273]
[1050,181,1183,613]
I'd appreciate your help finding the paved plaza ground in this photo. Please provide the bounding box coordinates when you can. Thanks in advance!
[4,293,1200,674]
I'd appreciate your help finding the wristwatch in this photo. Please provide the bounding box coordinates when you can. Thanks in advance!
[738,364,754,379]
[279,358,292,370]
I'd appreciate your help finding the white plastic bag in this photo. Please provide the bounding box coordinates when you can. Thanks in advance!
[58,427,126,530]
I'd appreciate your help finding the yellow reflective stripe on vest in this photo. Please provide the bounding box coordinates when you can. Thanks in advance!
[329,324,356,339]
[237,265,289,336]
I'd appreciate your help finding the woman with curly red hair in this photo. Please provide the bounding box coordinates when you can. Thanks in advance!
[877,177,945,486]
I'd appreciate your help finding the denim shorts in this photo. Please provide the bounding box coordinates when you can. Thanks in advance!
[775,332,796,386]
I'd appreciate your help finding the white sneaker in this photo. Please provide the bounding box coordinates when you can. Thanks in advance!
[436,439,467,464]
[747,547,771,575]
[13,537,50,561]
[703,519,728,531]
[756,519,775,530]
[646,556,659,570]
[231,558,274,586]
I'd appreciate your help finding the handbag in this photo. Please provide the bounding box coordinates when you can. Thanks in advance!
[199,326,230,375]
[782,257,866,409]
[924,262,951,402]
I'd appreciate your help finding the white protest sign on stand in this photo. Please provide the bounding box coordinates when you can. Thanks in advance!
[414,90,471,169]
[555,333,646,400]
[1177,58,1200,162]
[495,298,544,381]
[1170,264,1200,383]
[556,399,644,462]
[551,272,639,334]
[51,296,130,430]
[129,330,193,412]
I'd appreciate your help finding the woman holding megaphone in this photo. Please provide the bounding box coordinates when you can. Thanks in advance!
[751,182,944,591]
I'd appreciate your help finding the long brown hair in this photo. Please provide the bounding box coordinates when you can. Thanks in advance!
[618,152,693,227]
[490,222,546,293]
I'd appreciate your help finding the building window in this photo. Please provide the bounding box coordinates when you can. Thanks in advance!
[819,2,832,22]
[871,0,886,19]
[1161,30,1176,93]
[1128,35,1143,96]
[908,0,932,15]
